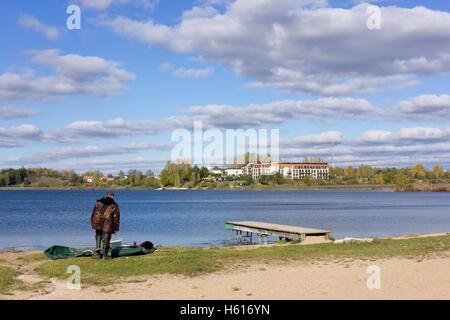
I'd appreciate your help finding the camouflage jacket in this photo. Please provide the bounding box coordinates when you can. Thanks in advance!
[90,197,120,234]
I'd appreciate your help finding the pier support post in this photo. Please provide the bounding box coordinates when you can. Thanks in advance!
[258,233,267,245]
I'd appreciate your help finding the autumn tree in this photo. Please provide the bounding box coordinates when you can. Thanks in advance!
[432,165,444,179]
[411,164,426,180]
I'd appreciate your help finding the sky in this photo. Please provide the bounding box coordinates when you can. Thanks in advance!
[0,0,449,174]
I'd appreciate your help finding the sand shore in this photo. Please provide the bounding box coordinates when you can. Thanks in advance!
[1,246,449,300]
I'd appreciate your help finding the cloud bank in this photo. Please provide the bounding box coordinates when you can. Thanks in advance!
[100,1,450,95]
[0,50,135,103]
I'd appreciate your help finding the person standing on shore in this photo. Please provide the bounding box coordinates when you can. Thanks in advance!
[90,192,120,260]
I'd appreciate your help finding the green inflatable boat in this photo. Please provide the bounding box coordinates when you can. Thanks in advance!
[44,245,149,260]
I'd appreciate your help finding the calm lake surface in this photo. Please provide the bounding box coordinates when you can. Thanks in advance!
[1,190,449,250]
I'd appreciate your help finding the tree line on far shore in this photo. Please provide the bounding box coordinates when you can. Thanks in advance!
[0,162,449,190]
[0,167,160,188]
[158,162,449,189]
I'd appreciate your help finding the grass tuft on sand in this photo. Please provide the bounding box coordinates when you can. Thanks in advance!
[0,265,50,295]
[0,266,23,295]
[33,234,450,286]
[17,253,48,263]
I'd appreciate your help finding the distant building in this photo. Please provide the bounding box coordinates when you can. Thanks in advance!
[250,162,279,180]
[222,168,244,178]
[277,163,329,180]
[207,166,223,175]
[83,176,93,183]
[242,162,256,176]
[222,161,329,181]
[101,176,114,182]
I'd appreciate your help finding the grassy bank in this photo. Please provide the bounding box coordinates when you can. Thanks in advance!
[0,266,22,295]
[395,183,450,192]
[218,183,394,191]
[1,183,395,191]
[26,234,450,287]
[0,265,48,295]
[0,185,160,191]
[4,183,450,191]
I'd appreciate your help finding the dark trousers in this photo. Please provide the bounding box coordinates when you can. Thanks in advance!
[95,229,111,253]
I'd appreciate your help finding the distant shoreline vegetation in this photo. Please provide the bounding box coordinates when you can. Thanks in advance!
[0,162,449,192]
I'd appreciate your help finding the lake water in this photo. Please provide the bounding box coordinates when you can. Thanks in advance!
[0,190,449,251]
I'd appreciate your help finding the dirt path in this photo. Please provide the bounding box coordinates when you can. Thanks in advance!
[1,251,449,300]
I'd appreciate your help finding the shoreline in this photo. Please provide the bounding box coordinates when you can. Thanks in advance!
[1,232,449,300]
[1,184,449,191]
[1,231,448,253]
[0,184,396,191]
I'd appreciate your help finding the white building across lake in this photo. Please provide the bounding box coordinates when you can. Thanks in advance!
[222,168,244,178]
[224,162,329,180]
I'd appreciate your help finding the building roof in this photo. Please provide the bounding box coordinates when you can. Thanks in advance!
[279,162,328,167]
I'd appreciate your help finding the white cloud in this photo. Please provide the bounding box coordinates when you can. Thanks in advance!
[18,14,61,41]
[0,140,20,148]
[160,63,214,78]
[172,67,214,79]
[79,0,114,9]
[0,106,42,119]
[165,97,380,129]
[78,0,157,10]
[1,117,166,148]
[282,131,345,147]
[100,1,450,95]
[354,127,450,145]
[0,49,135,102]
[281,126,450,168]
[0,124,43,148]
[58,157,168,173]
[181,6,219,20]
[388,94,450,122]
[0,124,43,139]
[45,118,166,142]
[2,93,444,151]
[2,121,449,169]
[159,62,174,72]
[2,142,172,166]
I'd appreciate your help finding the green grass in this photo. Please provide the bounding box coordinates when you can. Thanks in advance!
[33,234,450,286]
[0,265,50,295]
[0,266,23,295]
[273,240,288,244]
[17,253,48,263]
[0,258,8,264]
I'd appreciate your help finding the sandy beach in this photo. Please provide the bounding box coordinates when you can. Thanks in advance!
[1,241,449,300]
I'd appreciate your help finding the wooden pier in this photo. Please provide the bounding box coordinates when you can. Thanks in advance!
[225,221,331,245]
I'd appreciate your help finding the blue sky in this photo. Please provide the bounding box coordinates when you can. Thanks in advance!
[0,0,449,173]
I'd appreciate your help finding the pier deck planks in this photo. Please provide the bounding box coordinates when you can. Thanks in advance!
[226,221,331,242]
